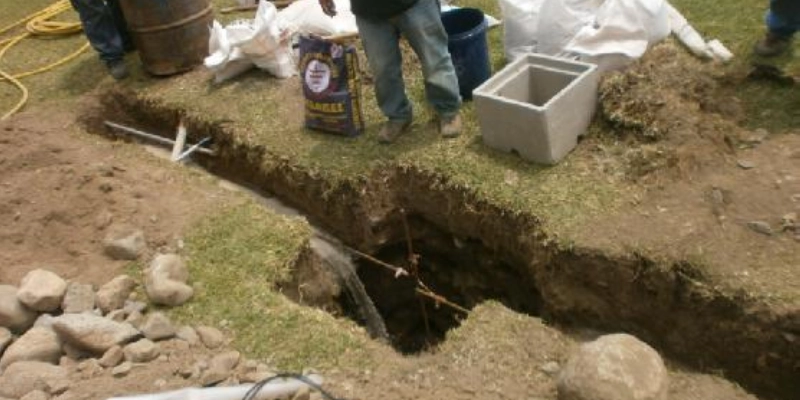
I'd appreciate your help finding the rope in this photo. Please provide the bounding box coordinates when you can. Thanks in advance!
[0,0,89,120]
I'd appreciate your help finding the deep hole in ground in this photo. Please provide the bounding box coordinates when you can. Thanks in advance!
[86,91,800,400]
[347,216,542,354]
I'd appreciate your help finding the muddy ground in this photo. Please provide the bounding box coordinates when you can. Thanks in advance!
[0,99,769,400]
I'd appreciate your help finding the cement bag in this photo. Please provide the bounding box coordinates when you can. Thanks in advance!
[537,0,670,70]
[299,36,364,136]
[499,0,544,62]
[279,0,358,36]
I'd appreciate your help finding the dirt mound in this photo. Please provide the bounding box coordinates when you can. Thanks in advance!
[598,42,746,181]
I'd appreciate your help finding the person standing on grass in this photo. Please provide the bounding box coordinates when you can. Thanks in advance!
[754,0,800,56]
[318,0,463,144]
[70,0,134,80]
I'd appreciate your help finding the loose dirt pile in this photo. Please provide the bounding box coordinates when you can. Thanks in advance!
[598,42,747,181]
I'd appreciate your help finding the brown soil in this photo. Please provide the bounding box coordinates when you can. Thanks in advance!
[0,101,232,287]
[0,100,766,400]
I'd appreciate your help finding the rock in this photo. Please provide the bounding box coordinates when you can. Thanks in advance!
[125,310,144,328]
[33,314,56,329]
[145,255,193,307]
[291,387,311,400]
[112,361,133,377]
[20,389,49,400]
[98,345,124,368]
[140,312,176,341]
[540,361,560,376]
[44,378,70,396]
[62,343,92,360]
[52,314,140,354]
[210,351,240,371]
[0,361,67,398]
[747,220,774,236]
[76,359,103,379]
[96,275,137,314]
[0,327,62,368]
[123,300,147,314]
[781,212,797,231]
[17,270,68,313]
[0,328,12,355]
[61,284,95,314]
[103,228,146,260]
[123,339,160,363]
[557,334,668,400]
[0,285,37,332]
[195,326,224,349]
[106,310,127,322]
[176,326,199,346]
[737,160,756,170]
[200,368,230,387]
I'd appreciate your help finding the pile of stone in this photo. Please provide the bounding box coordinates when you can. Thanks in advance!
[0,255,262,400]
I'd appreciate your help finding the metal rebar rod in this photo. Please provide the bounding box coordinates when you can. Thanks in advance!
[104,121,214,156]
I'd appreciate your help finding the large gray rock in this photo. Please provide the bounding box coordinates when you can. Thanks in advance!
[103,228,146,260]
[98,345,124,368]
[144,254,193,307]
[96,275,136,314]
[123,339,159,363]
[0,285,37,333]
[557,334,668,400]
[0,328,11,356]
[0,361,67,398]
[17,269,67,313]
[140,312,176,341]
[195,326,224,349]
[0,327,61,368]
[61,283,95,314]
[176,326,199,346]
[52,314,140,354]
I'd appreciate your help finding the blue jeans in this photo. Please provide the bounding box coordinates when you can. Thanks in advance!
[766,0,800,37]
[355,0,461,123]
[70,0,132,64]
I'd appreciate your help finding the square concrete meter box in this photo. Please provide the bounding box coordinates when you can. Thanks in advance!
[473,54,599,165]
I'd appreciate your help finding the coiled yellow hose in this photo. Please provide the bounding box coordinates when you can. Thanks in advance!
[1,0,90,120]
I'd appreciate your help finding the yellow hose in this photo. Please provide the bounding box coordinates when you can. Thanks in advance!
[1,0,89,120]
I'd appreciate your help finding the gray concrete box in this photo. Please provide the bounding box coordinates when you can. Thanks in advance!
[473,54,599,164]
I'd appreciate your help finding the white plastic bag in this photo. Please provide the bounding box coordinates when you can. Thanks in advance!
[204,1,297,83]
[498,0,544,62]
[537,0,671,70]
[278,0,358,36]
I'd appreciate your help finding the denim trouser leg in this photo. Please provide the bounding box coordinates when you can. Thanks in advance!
[397,0,461,119]
[766,0,800,37]
[356,0,461,122]
[356,17,412,122]
[70,0,125,64]
[106,0,134,50]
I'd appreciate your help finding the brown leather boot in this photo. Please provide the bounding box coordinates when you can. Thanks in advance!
[754,32,792,57]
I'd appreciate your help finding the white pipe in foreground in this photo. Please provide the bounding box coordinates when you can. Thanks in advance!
[106,374,323,400]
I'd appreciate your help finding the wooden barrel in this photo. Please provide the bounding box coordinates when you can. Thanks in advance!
[118,0,214,76]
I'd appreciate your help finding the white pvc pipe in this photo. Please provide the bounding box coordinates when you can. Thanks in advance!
[171,120,188,161]
[106,374,323,400]
[104,121,214,156]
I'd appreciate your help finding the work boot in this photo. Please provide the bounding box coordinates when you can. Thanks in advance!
[107,60,129,81]
[439,114,462,139]
[754,32,792,57]
[377,120,412,144]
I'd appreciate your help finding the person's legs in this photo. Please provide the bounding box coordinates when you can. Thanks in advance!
[70,0,125,64]
[106,0,134,52]
[396,0,461,121]
[755,0,800,56]
[356,17,412,124]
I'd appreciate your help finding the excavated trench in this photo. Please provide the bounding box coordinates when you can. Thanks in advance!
[90,89,799,400]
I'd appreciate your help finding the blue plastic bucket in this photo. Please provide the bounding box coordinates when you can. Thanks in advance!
[441,8,490,100]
